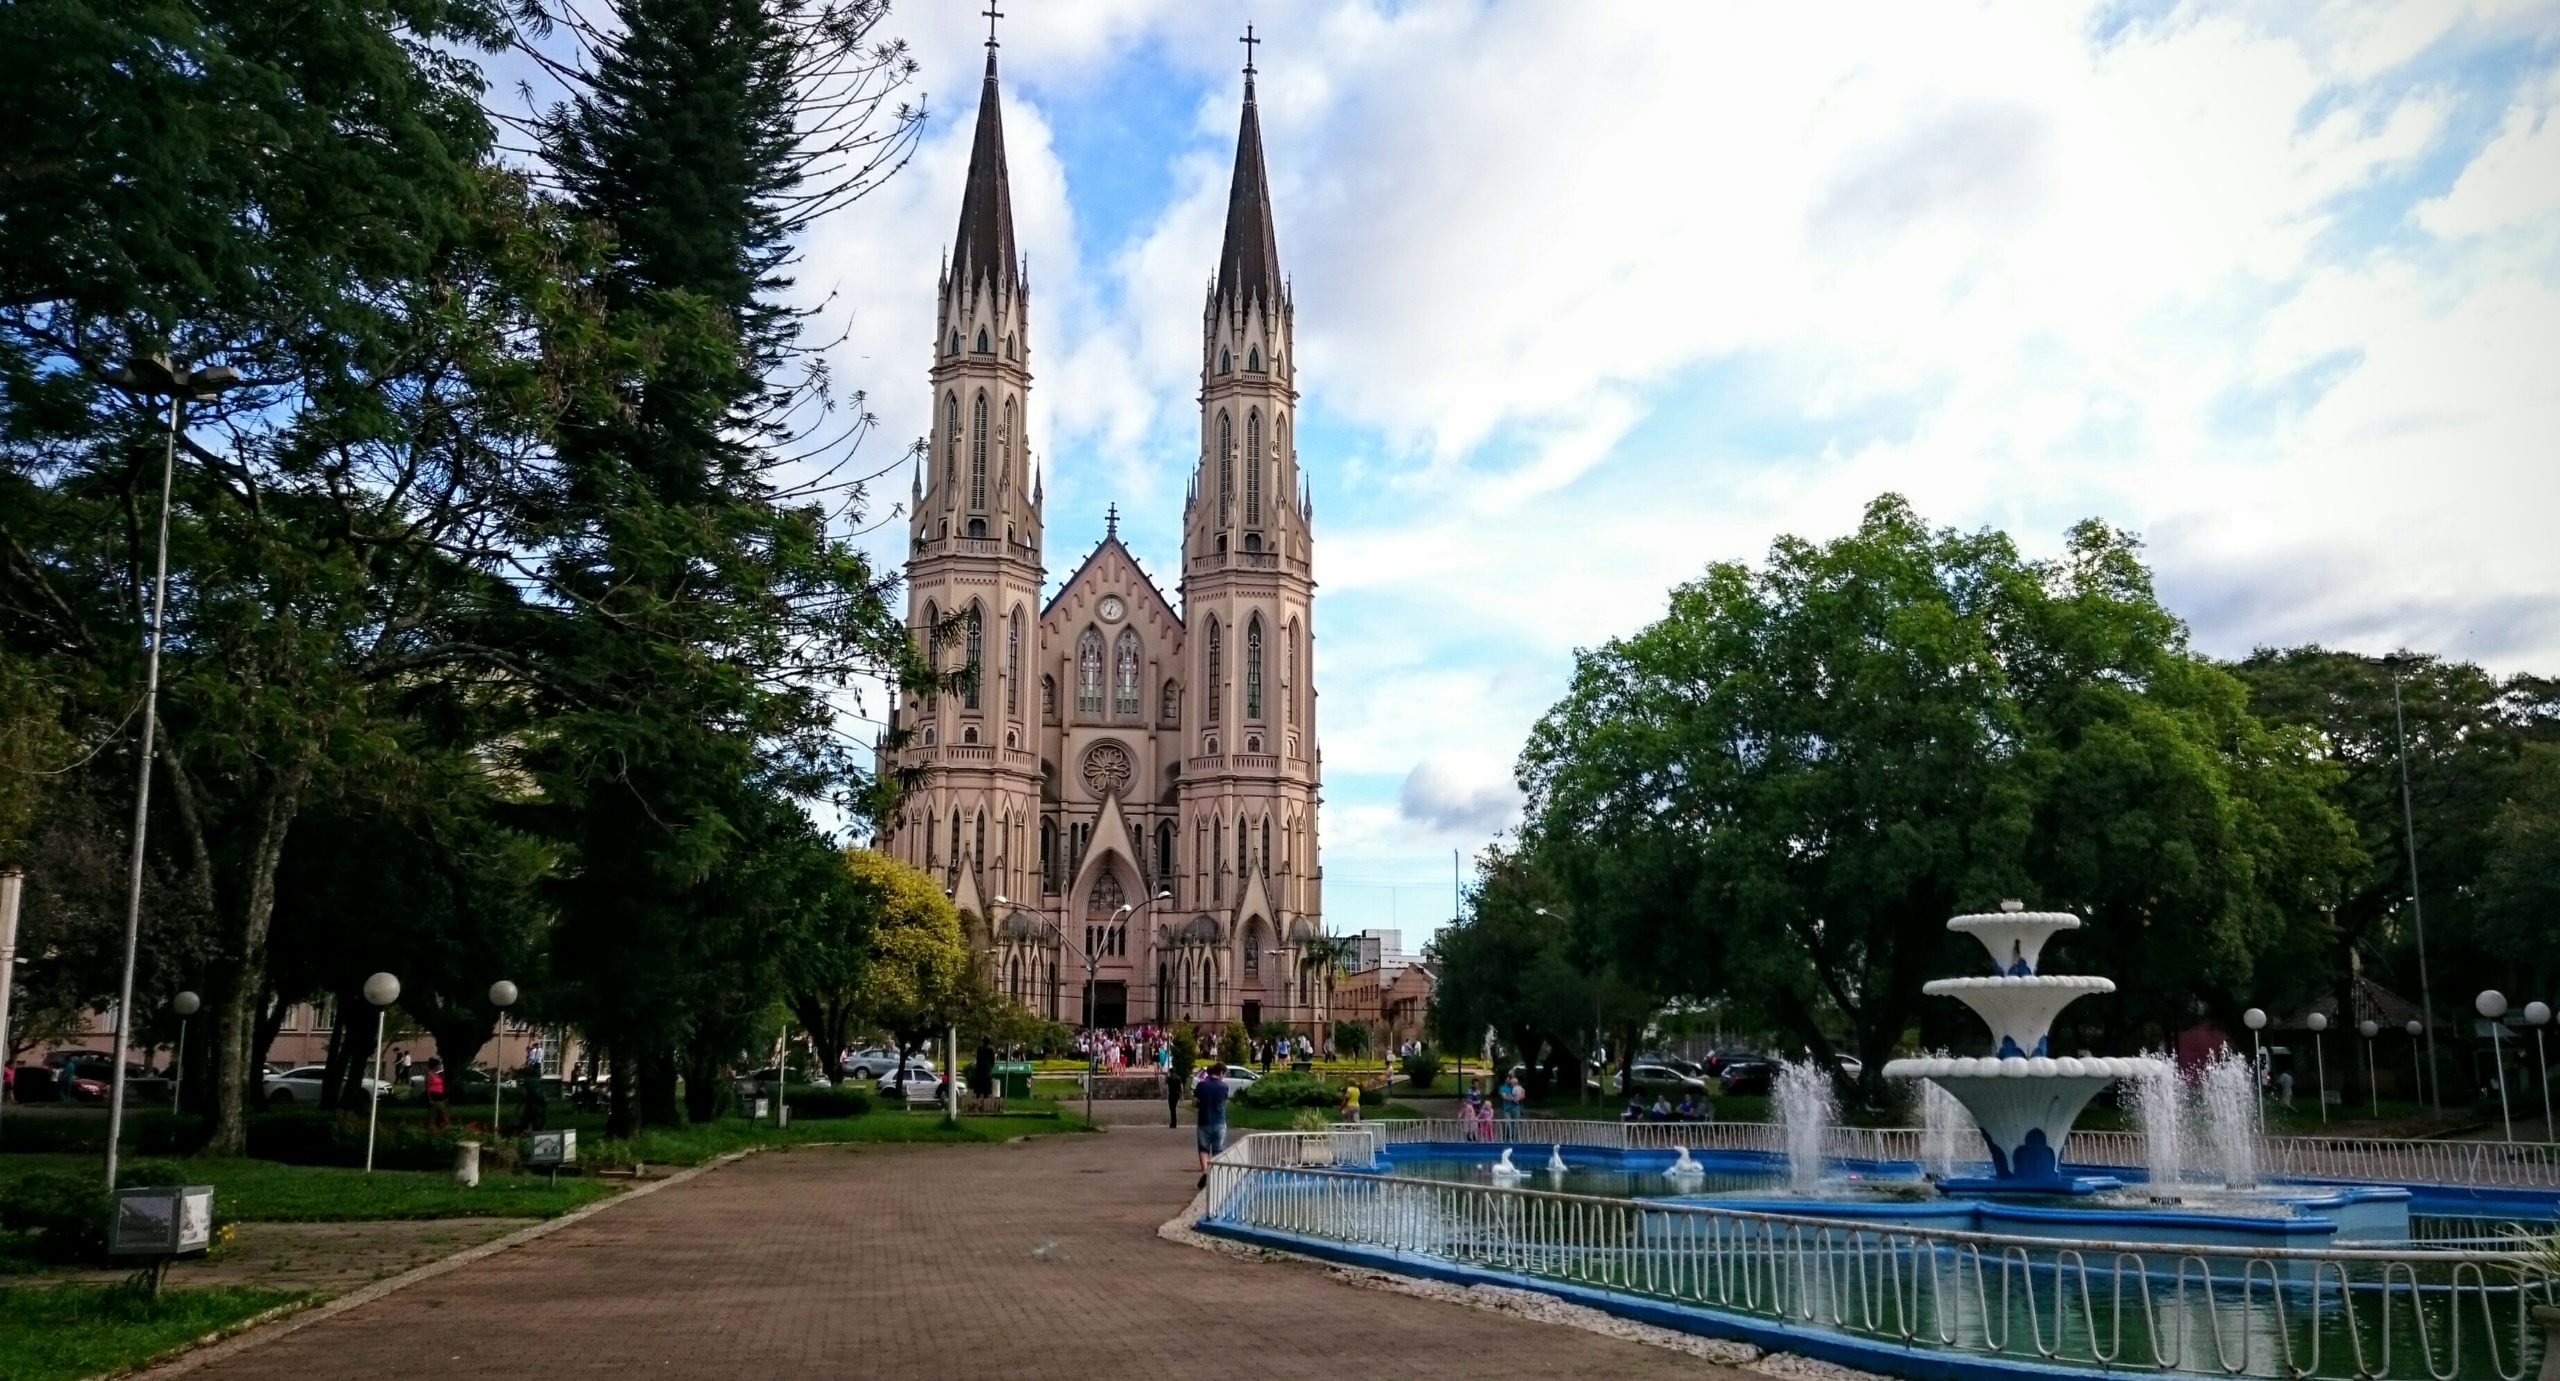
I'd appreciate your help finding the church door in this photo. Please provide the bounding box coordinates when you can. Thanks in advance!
[1093,981,1128,1030]
[1241,1000,1261,1030]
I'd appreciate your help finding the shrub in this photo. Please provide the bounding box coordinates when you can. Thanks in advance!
[244,1110,465,1169]
[1400,1046,1441,1093]
[0,1172,110,1263]
[1235,1072,1344,1110]
[0,1111,203,1155]
[785,1087,873,1120]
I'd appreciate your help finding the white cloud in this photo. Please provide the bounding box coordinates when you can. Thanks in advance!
[788,0,2560,935]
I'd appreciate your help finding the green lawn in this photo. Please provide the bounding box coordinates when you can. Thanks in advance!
[0,1285,309,1381]
[0,1155,617,1222]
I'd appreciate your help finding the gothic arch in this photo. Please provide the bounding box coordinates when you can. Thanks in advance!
[942,393,959,487]
[963,601,983,710]
[1205,617,1222,725]
[1075,626,1104,716]
[1245,615,1264,720]
[1216,411,1234,525]
[969,391,989,510]
[1113,627,1142,718]
[1246,409,1263,526]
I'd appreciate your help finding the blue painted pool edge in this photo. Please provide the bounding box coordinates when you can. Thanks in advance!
[1193,1218,2120,1381]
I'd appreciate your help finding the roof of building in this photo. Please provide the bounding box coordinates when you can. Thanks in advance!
[1214,73,1282,312]
[953,53,1018,295]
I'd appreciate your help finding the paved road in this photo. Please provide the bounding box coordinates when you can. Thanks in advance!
[171,1127,1738,1380]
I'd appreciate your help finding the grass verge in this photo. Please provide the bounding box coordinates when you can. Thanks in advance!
[0,1284,309,1381]
[0,1154,618,1222]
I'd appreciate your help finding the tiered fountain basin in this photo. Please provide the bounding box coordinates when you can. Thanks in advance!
[1884,905,2175,1194]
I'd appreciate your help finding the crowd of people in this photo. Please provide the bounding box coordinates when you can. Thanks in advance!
[1066,1026,1333,1073]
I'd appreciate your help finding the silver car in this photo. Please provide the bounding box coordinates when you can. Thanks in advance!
[263,1064,390,1106]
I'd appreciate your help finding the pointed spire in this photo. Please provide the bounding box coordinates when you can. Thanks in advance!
[953,36,1018,295]
[1215,28,1282,312]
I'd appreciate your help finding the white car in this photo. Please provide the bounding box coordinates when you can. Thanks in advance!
[1210,1064,1257,1087]
[842,1047,928,1080]
[870,1061,941,1094]
[263,1064,389,1106]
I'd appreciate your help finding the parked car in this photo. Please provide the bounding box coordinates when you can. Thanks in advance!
[1717,1057,1779,1096]
[1215,1064,1258,1086]
[1615,1062,1708,1097]
[870,1061,940,1094]
[263,1064,389,1106]
[840,1047,917,1080]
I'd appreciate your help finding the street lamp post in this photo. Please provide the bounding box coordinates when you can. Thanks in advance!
[2359,1019,2381,1119]
[995,889,1169,1128]
[2243,1008,2269,1137]
[488,981,518,1137]
[2306,1012,2329,1126]
[0,868,21,1143]
[101,355,244,1190]
[361,972,400,1173]
[2379,655,2442,1111]
[2478,990,2513,1142]
[169,991,199,1118]
[2406,1019,2425,1110]
[2528,1001,2554,1142]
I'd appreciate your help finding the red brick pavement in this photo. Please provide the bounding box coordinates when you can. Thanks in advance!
[164,1127,1743,1380]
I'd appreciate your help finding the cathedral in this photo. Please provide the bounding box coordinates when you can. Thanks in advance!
[879,40,1326,1035]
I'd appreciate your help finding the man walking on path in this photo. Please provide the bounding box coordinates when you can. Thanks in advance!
[1194,1064,1230,1188]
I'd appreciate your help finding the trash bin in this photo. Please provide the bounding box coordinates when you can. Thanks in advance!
[454,1140,482,1188]
[995,1062,1034,1100]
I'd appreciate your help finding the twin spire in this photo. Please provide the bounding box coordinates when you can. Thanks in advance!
[950,25,1279,307]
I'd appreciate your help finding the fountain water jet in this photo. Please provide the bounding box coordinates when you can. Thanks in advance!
[2125,1053,2191,1197]
[2198,1049,2262,1190]
[1772,1058,1838,1193]
[1917,1070,1978,1180]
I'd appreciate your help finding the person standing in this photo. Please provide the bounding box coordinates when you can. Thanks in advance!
[1339,1080,1362,1123]
[1194,1063,1231,1189]
[1500,1071,1525,1133]
[424,1058,449,1131]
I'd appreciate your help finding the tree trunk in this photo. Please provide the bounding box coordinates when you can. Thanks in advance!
[170,750,308,1156]
[639,1048,681,1126]
[320,1001,358,1110]
[606,1045,637,1139]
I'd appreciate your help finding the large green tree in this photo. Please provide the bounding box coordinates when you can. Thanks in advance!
[1517,496,2359,1104]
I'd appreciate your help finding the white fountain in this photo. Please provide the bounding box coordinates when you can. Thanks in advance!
[1883,901,2167,1194]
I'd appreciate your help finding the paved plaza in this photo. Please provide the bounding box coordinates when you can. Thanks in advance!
[160,1128,1742,1380]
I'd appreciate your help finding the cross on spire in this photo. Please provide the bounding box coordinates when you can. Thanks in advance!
[1239,24,1259,77]
[982,4,1003,52]
[1105,503,1120,538]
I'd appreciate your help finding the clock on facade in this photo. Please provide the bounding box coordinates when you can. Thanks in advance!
[1097,596,1125,622]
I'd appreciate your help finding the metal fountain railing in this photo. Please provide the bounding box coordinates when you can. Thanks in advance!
[1347,1119,2560,1190]
[1206,1132,2560,1381]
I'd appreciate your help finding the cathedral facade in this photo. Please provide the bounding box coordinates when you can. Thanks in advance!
[879,46,1325,1034]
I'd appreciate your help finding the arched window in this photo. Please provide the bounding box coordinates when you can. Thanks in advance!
[1113,628,1141,717]
[943,394,959,489]
[948,811,961,871]
[1006,610,1023,717]
[962,725,979,745]
[1248,345,1261,372]
[975,327,990,353]
[1000,398,1014,495]
[948,330,960,356]
[969,392,988,510]
[1076,628,1104,715]
[1245,617,1263,720]
[962,604,982,709]
[1156,821,1175,884]
[1042,674,1056,718]
[1286,620,1300,726]
[922,724,936,746]
[1246,410,1263,526]
[1205,618,1222,724]
[1244,938,1259,977]
[1006,333,1017,359]
[1235,814,1248,880]
[974,811,985,866]
[1261,817,1272,877]
[1213,818,1224,901]
[1216,411,1235,527]
[1217,347,1231,375]
[1040,818,1057,891]
[1161,680,1178,722]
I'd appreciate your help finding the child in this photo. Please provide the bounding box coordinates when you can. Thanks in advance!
[1339,1081,1362,1123]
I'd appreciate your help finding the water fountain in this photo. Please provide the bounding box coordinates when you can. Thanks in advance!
[1771,1059,1837,1193]
[2123,1051,2190,1197]
[1882,901,2165,1194]
[1915,1066,1978,1181]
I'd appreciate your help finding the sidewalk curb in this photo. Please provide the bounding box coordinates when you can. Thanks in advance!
[133,1149,762,1377]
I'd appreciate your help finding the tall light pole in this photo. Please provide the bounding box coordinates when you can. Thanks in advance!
[0,869,21,1142]
[2306,1012,2329,1126]
[2529,1002,2554,1142]
[2359,1019,2381,1119]
[2379,654,2441,1110]
[101,356,243,1189]
[361,972,400,1173]
[995,889,1168,1128]
[488,981,518,1137]
[169,991,199,1120]
[2252,1009,2273,1142]
[2478,990,2513,1142]
[2406,1018,2425,1109]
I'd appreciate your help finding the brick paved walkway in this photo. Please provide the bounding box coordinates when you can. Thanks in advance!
[169,1127,1741,1380]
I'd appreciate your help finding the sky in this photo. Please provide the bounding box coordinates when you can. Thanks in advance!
[784,0,2560,947]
